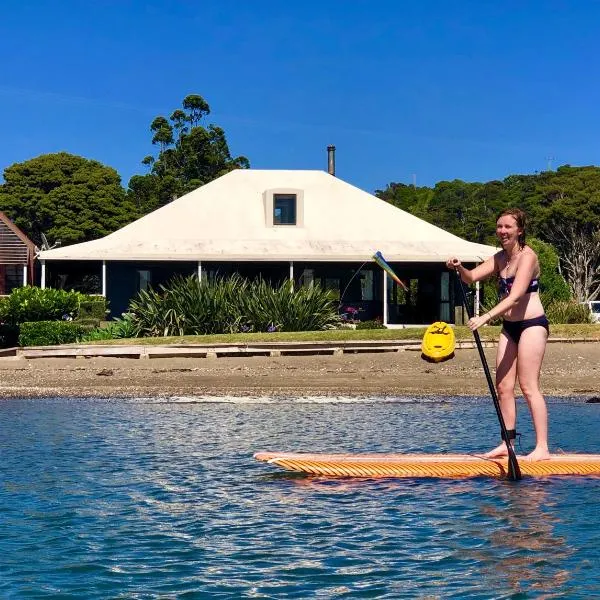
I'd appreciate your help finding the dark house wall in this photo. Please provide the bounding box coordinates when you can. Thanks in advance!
[107,262,198,317]
[45,259,455,325]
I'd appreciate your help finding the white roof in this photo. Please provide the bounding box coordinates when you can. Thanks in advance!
[39,169,497,263]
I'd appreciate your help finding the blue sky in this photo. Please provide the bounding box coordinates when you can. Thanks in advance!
[1,0,599,192]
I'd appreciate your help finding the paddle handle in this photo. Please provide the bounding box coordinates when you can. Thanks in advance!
[455,271,522,481]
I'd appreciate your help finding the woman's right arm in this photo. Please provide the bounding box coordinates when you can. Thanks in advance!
[446,254,498,283]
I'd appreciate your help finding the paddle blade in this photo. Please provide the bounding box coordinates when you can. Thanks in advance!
[373,251,408,290]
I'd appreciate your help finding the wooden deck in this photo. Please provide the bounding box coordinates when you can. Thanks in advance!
[0,336,592,360]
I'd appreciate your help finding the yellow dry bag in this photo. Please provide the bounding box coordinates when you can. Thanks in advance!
[421,321,455,362]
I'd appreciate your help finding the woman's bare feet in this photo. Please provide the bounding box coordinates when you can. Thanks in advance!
[483,441,513,459]
[524,447,551,461]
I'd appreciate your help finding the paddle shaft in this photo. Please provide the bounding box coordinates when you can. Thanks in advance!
[455,271,522,481]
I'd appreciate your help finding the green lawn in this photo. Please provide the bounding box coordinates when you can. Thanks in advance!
[83,323,600,346]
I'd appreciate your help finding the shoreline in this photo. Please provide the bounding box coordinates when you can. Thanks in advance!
[1,341,599,400]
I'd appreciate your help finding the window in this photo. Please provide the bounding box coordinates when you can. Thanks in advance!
[360,270,374,301]
[137,269,151,292]
[301,268,314,287]
[0,265,25,295]
[440,271,450,322]
[325,278,340,300]
[273,194,296,225]
[264,188,304,227]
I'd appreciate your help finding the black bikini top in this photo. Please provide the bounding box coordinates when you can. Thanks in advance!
[498,275,539,296]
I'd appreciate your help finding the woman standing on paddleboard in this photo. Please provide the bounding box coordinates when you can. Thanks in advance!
[446,208,550,461]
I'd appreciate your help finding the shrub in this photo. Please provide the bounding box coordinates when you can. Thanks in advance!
[82,326,117,342]
[82,313,139,341]
[479,298,591,325]
[77,298,108,321]
[19,321,87,347]
[125,275,341,337]
[355,318,385,330]
[76,318,104,328]
[0,286,84,325]
[528,238,571,303]
[154,273,249,335]
[240,279,340,333]
[546,301,593,324]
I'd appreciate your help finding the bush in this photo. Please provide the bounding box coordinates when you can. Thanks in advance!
[19,321,87,347]
[0,286,84,325]
[82,313,139,341]
[76,318,104,328]
[546,301,593,324]
[355,318,385,330]
[82,326,117,342]
[125,275,341,337]
[528,238,571,303]
[77,298,108,321]
[240,279,340,333]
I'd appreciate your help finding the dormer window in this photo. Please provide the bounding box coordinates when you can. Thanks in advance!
[274,194,297,225]
[264,188,304,227]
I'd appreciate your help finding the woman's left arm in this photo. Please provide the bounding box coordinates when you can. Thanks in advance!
[468,253,538,330]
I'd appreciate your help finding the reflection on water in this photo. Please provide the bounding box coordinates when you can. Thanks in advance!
[0,396,599,598]
[278,475,584,598]
[468,483,572,597]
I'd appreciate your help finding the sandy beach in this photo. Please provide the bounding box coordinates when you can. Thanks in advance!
[0,341,599,399]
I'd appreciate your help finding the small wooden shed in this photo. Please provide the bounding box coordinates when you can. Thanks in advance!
[0,211,36,295]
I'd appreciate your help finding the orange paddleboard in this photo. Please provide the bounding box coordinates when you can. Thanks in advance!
[254,451,600,478]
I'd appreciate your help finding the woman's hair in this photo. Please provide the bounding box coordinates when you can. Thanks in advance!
[497,208,527,248]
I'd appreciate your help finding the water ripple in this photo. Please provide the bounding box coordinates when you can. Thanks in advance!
[0,396,599,598]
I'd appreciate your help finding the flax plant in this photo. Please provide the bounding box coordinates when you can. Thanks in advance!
[241,279,340,332]
[123,275,340,337]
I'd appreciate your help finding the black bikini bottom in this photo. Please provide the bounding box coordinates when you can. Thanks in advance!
[502,315,550,344]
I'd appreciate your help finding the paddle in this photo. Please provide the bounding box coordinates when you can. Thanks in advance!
[372,251,409,290]
[454,270,522,481]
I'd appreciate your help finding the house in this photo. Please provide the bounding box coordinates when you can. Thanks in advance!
[0,211,36,295]
[38,167,496,324]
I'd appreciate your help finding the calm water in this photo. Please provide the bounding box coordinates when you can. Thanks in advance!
[1,396,599,599]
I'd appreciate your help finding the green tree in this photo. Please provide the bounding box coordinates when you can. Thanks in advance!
[0,152,136,246]
[422,180,494,243]
[129,93,250,213]
[527,238,571,303]
[377,165,600,300]
[374,182,433,219]
[377,179,507,244]
[509,166,600,300]
[525,166,600,234]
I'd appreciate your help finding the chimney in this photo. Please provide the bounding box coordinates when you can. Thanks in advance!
[327,145,336,176]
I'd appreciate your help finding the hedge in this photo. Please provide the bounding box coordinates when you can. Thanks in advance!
[77,298,108,321]
[18,321,87,347]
